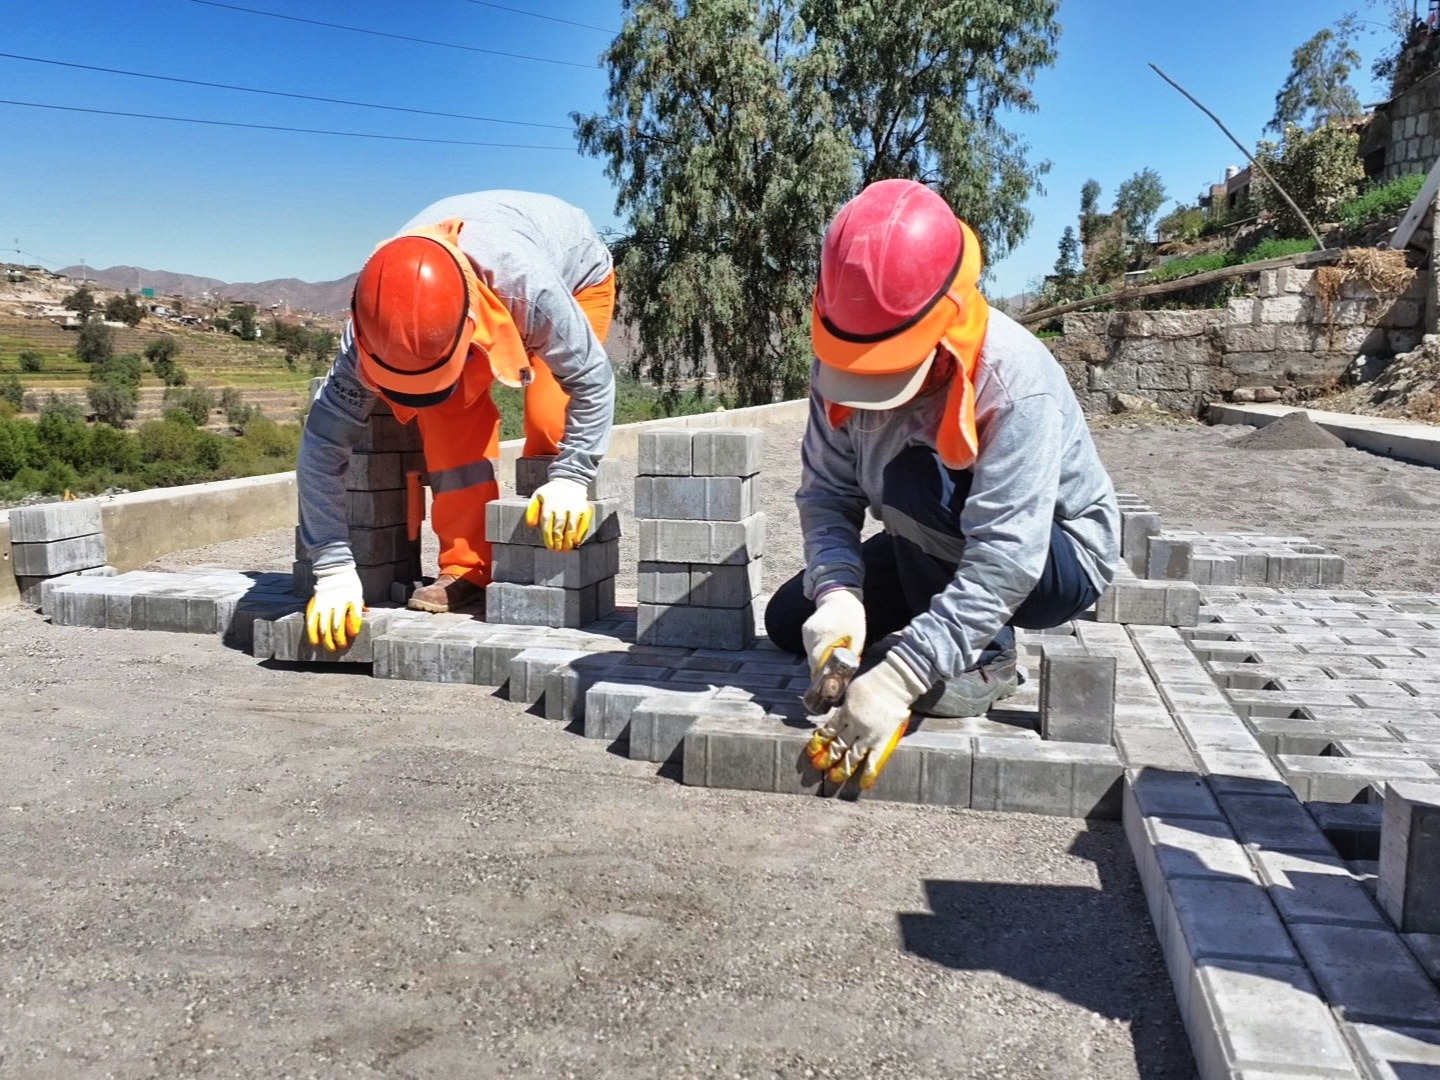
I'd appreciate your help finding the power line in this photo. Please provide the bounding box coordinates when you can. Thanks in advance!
[0,99,575,149]
[186,0,596,70]
[0,52,572,130]
[462,1,618,35]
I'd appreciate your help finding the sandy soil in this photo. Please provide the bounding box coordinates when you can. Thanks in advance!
[0,610,1190,1078]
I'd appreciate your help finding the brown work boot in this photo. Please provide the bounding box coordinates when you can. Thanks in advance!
[407,574,484,614]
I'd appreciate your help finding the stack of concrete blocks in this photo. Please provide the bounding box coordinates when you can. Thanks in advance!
[635,428,765,650]
[1379,782,1440,935]
[1149,529,1345,588]
[1115,492,1161,576]
[10,499,113,607]
[1038,638,1117,745]
[485,456,624,627]
[292,391,424,605]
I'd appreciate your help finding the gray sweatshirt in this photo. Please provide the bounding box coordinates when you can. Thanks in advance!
[797,308,1120,685]
[298,190,615,570]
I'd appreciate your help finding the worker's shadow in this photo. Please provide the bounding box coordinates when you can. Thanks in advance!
[897,825,1189,1079]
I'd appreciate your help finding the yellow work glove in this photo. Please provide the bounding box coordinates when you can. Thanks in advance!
[807,652,929,789]
[305,563,365,651]
[525,477,593,552]
[801,588,867,673]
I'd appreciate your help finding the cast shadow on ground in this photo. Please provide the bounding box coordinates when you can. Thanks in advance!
[897,826,1194,1080]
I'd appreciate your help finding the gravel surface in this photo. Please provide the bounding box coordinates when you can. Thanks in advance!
[0,610,1190,1078]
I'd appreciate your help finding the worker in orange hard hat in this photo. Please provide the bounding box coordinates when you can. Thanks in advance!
[766,179,1121,790]
[297,191,616,650]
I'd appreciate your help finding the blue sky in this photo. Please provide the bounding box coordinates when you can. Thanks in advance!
[0,1,1405,297]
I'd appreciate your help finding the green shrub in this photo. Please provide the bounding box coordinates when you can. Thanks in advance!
[1336,172,1428,228]
[1149,252,1233,282]
[40,460,80,495]
[0,418,40,478]
[87,379,139,427]
[165,385,216,426]
[1158,204,1207,244]
[144,335,185,385]
[1244,237,1318,262]
[191,431,226,471]
[92,352,143,388]
[37,397,91,469]
[219,387,258,428]
[88,422,141,473]
[137,418,197,463]
[75,320,114,365]
[238,414,301,460]
[0,375,22,409]
[1253,123,1364,237]
[18,350,44,373]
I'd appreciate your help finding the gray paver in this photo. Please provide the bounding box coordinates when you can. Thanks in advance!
[638,515,765,565]
[1346,1024,1440,1080]
[1147,537,1193,581]
[637,430,694,476]
[630,697,764,764]
[970,738,1123,819]
[682,712,823,795]
[636,602,756,651]
[485,496,623,547]
[1289,922,1440,1025]
[486,580,615,629]
[345,488,407,528]
[12,533,108,576]
[9,499,103,542]
[634,475,758,521]
[1378,780,1440,934]
[1038,641,1116,744]
[345,451,404,491]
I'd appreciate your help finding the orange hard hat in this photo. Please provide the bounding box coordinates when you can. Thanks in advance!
[812,180,983,410]
[351,219,481,408]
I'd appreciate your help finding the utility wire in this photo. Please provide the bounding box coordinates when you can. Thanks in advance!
[0,52,572,130]
[186,0,596,69]
[462,1,618,35]
[0,99,574,149]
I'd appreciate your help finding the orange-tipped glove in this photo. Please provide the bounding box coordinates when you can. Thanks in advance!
[305,563,365,651]
[525,478,593,552]
[807,652,929,789]
[801,588,867,673]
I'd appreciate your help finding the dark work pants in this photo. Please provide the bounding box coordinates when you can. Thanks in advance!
[766,444,1101,668]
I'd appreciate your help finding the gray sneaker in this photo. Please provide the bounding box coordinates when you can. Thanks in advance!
[913,647,1020,718]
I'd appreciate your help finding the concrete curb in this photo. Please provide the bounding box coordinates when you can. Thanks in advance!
[1,398,810,606]
[1208,402,1440,467]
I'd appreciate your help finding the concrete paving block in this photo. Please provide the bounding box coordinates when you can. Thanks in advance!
[825,730,975,807]
[485,496,623,547]
[1348,1023,1440,1080]
[1253,848,1389,930]
[345,452,404,491]
[27,565,117,612]
[515,455,627,499]
[682,712,823,795]
[1218,789,1334,854]
[637,602,756,650]
[356,562,412,605]
[1128,767,1225,821]
[506,647,594,706]
[1164,582,1202,627]
[354,414,422,453]
[345,488,407,528]
[486,580,615,629]
[1038,642,1116,744]
[691,428,763,478]
[688,559,762,609]
[11,533,108,576]
[635,475,758,522]
[542,653,633,723]
[970,738,1123,819]
[1188,961,1360,1079]
[265,609,393,663]
[1147,537,1193,581]
[532,540,620,589]
[226,595,306,652]
[1277,755,1439,803]
[1114,729,1196,770]
[9,499,103,542]
[637,430,694,476]
[291,560,314,598]
[348,524,411,566]
[491,543,535,585]
[1289,922,1440,1026]
[1311,802,1384,862]
[638,514,765,565]
[1121,511,1162,575]
[637,562,691,605]
[1378,781,1440,934]
[373,632,480,684]
[630,697,765,763]
[584,680,717,742]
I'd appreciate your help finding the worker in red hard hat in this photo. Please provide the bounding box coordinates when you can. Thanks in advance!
[766,179,1121,790]
[297,191,616,650]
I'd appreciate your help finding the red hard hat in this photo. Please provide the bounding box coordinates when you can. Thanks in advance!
[812,180,980,409]
[352,230,475,403]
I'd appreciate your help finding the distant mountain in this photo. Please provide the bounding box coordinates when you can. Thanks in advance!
[57,265,357,316]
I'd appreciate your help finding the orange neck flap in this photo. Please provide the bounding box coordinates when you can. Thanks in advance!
[825,221,991,470]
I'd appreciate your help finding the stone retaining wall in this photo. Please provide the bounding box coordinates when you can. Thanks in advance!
[1383,72,1440,182]
[1048,267,1429,416]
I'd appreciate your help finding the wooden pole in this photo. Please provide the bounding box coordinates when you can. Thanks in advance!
[1149,63,1326,250]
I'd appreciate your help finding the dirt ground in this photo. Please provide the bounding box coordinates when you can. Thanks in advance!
[0,610,1190,1079]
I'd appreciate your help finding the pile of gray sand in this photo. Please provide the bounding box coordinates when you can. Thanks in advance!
[1227,411,1347,451]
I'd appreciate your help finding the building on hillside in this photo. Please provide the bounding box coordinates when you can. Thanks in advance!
[1199,165,1253,216]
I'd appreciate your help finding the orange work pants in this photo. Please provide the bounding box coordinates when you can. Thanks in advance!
[415,272,615,584]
